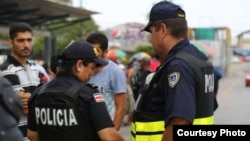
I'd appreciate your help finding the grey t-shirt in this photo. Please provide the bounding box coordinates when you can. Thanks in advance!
[89,60,126,119]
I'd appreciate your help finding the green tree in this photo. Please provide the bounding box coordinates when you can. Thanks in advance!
[50,19,99,53]
[32,0,99,58]
[0,35,8,40]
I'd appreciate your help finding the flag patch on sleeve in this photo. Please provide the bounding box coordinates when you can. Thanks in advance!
[93,93,105,103]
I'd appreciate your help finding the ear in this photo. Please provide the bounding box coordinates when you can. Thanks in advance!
[8,39,13,48]
[160,23,169,37]
[103,49,109,58]
[75,60,83,71]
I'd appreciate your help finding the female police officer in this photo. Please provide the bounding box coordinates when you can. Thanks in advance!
[27,41,125,141]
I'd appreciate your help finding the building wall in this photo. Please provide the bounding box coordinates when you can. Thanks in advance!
[103,22,150,52]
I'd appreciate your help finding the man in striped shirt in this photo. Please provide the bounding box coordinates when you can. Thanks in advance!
[0,22,42,139]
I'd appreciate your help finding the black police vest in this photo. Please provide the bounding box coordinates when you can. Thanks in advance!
[35,82,100,141]
[132,51,215,140]
[176,52,215,118]
[137,51,215,116]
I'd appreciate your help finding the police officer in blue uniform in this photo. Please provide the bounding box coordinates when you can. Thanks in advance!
[131,1,218,141]
[27,41,125,141]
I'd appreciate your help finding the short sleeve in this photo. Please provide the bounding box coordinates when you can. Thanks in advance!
[89,93,114,131]
[163,59,196,124]
[110,66,127,94]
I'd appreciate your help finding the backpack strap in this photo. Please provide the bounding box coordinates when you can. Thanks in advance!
[38,82,49,95]
[66,82,84,101]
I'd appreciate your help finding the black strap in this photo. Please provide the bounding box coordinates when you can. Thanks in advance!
[66,83,84,101]
[38,82,48,95]
[38,81,84,102]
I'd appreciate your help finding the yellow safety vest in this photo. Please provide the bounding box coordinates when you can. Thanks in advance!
[131,114,214,141]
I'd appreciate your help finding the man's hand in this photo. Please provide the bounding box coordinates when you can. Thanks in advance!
[18,90,31,115]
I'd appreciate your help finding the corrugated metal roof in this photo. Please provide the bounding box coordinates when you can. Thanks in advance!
[0,0,98,28]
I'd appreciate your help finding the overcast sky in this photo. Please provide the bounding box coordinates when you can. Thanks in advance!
[73,0,250,37]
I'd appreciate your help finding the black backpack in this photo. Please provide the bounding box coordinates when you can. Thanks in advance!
[0,77,23,141]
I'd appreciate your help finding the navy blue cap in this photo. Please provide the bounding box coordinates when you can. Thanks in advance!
[62,40,108,65]
[142,1,185,32]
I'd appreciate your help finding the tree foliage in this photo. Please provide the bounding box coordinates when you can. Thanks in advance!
[50,19,99,53]
[32,0,99,58]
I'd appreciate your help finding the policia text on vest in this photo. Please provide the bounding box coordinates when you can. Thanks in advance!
[35,108,77,126]
[32,83,101,141]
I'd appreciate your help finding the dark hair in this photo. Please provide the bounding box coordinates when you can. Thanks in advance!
[50,55,60,74]
[9,22,33,39]
[51,55,95,74]
[153,18,187,38]
[86,33,108,51]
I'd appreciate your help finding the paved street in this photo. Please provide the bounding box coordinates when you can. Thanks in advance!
[215,62,250,124]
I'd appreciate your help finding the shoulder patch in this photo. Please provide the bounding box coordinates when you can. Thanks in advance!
[93,93,105,103]
[168,72,180,88]
[86,83,98,89]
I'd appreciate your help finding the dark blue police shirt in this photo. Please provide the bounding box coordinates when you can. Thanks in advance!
[28,72,114,132]
[142,39,208,124]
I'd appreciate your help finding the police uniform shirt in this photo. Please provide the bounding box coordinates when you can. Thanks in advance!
[28,73,114,132]
[142,39,208,124]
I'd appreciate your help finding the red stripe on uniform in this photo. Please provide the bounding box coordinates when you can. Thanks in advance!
[93,93,105,102]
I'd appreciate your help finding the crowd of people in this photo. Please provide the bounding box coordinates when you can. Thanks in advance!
[0,1,221,141]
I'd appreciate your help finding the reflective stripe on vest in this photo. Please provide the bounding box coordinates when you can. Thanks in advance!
[193,115,214,125]
[131,133,163,141]
[131,120,164,141]
[131,115,214,141]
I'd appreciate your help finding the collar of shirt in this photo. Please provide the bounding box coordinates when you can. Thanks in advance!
[7,55,32,66]
[163,38,190,62]
[57,72,82,82]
